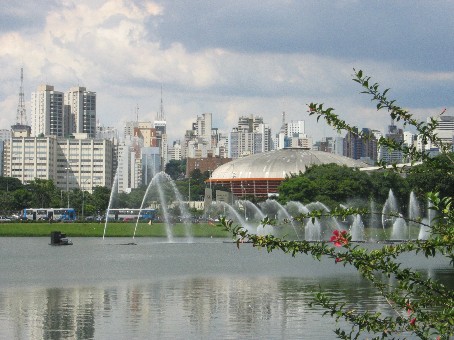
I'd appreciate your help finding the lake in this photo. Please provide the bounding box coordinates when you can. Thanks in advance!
[0,237,451,339]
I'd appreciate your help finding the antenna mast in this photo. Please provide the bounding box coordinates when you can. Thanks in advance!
[158,85,165,120]
[16,68,27,125]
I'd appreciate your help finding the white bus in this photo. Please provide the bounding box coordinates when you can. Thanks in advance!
[106,208,156,222]
[22,208,77,221]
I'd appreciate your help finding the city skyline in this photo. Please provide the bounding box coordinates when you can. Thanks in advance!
[1,1,453,143]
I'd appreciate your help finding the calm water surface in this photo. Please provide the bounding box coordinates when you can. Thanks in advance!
[0,237,451,339]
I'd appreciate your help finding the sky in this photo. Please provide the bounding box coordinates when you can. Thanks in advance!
[1,0,453,143]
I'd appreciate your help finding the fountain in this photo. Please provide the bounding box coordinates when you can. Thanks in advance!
[259,200,301,240]
[350,214,365,242]
[305,219,321,241]
[382,189,399,233]
[306,201,343,239]
[102,170,434,244]
[369,199,382,240]
[102,170,194,242]
[408,191,421,239]
[391,217,408,241]
[103,169,119,239]
[418,199,435,240]
[241,200,265,221]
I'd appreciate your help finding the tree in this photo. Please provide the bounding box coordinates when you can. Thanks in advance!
[27,179,57,208]
[0,176,23,192]
[278,164,378,209]
[406,153,454,199]
[91,186,111,214]
[222,70,453,339]
[165,159,186,180]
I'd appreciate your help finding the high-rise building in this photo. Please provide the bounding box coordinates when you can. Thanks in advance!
[142,147,161,186]
[3,135,113,193]
[167,141,182,161]
[64,87,97,138]
[227,115,272,158]
[378,122,404,163]
[431,115,454,146]
[116,140,142,193]
[344,128,378,162]
[31,85,65,137]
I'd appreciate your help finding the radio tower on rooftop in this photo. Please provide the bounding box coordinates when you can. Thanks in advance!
[157,84,165,121]
[16,67,28,125]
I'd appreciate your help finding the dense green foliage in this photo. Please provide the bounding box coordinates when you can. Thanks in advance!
[222,70,454,339]
[277,154,449,212]
[406,153,454,199]
[0,167,217,218]
[278,164,414,209]
[165,159,187,180]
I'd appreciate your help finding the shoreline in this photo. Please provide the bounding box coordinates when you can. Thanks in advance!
[0,222,231,238]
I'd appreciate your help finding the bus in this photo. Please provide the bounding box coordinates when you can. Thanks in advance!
[106,209,156,222]
[22,208,77,221]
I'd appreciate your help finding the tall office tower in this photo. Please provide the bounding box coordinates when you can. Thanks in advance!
[194,113,212,146]
[65,87,97,138]
[378,121,404,163]
[287,120,305,136]
[116,140,142,193]
[432,115,454,146]
[227,115,270,158]
[31,85,65,137]
[257,123,271,153]
[237,115,264,132]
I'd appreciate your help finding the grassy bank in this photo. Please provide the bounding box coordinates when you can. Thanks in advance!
[0,222,231,238]
[0,221,422,240]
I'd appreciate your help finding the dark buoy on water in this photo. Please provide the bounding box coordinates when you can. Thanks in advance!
[50,231,73,246]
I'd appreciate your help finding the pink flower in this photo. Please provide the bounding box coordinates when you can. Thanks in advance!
[335,257,343,263]
[406,301,413,315]
[409,317,416,326]
[330,230,349,247]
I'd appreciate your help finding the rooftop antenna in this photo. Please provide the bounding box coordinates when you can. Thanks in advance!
[136,104,139,122]
[16,67,27,125]
[157,84,165,120]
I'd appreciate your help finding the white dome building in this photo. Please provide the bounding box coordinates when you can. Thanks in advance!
[207,148,369,198]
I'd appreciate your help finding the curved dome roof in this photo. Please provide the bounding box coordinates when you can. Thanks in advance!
[211,148,369,180]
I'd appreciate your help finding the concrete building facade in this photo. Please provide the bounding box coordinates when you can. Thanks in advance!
[3,136,113,193]
[31,85,65,137]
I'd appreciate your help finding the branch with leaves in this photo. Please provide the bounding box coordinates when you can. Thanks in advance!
[220,70,453,339]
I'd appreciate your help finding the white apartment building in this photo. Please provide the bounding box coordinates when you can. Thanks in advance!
[31,85,65,137]
[194,113,212,147]
[431,115,454,146]
[168,141,182,161]
[287,120,305,136]
[275,119,308,150]
[96,125,118,141]
[403,131,416,149]
[65,87,97,138]
[227,115,271,158]
[116,141,141,193]
[3,135,114,193]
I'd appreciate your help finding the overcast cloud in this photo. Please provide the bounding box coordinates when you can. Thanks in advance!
[1,0,453,142]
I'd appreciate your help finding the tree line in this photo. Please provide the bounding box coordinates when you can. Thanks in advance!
[277,152,454,212]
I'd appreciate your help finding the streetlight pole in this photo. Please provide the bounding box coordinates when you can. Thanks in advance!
[188,178,191,203]
[65,167,70,208]
[81,177,91,221]
[82,190,85,221]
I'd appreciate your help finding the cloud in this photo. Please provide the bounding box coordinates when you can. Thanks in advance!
[0,0,453,144]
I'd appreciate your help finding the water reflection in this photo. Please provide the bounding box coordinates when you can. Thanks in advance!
[0,237,452,339]
[2,272,443,339]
